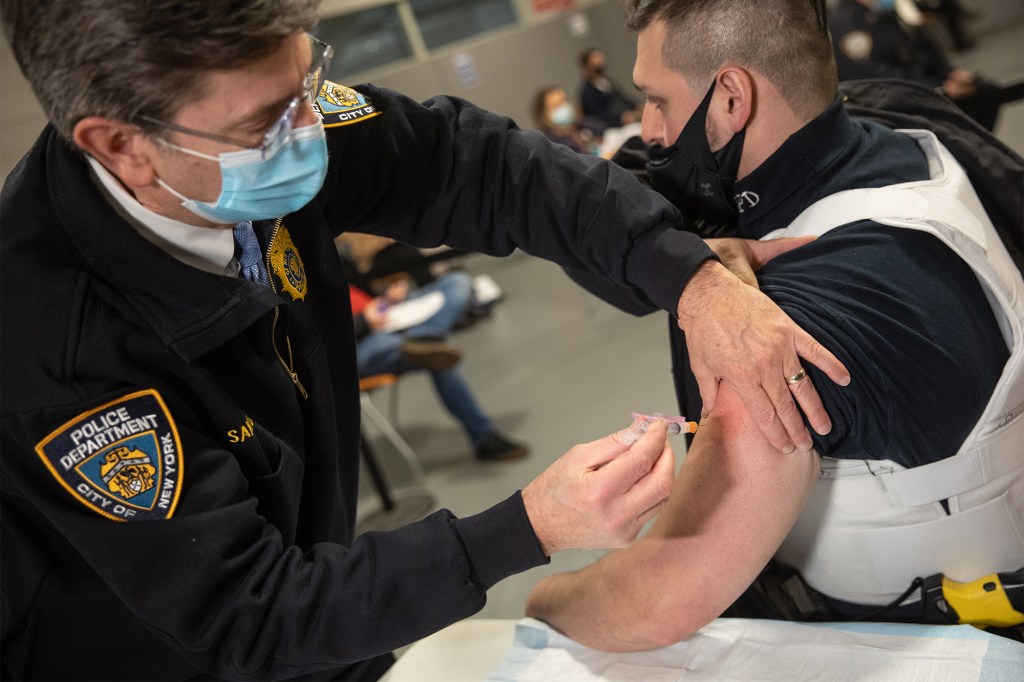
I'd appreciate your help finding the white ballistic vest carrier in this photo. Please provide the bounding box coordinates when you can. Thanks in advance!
[762,130,1024,605]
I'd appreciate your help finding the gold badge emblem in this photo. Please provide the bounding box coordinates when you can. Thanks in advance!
[322,83,362,109]
[100,446,157,499]
[314,80,382,128]
[268,226,307,301]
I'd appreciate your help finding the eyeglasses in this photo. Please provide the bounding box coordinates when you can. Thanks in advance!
[141,33,333,158]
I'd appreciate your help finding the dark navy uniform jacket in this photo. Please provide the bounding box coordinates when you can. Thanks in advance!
[829,0,953,87]
[729,96,1007,466]
[580,79,637,131]
[0,83,712,681]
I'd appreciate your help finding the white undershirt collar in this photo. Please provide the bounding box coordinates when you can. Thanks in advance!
[86,155,237,277]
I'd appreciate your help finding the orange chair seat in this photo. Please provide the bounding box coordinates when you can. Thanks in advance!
[359,373,400,392]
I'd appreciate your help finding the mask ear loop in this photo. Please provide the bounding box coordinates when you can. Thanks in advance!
[149,136,216,205]
[674,80,720,168]
[149,139,231,223]
[153,135,222,163]
[155,177,191,203]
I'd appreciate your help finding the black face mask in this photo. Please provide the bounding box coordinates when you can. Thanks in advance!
[645,81,746,236]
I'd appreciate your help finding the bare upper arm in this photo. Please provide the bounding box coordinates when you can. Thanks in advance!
[524,383,820,651]
[636,380,821,640]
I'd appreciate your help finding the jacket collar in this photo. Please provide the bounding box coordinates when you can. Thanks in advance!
[85,155,237,277]
[46,130,282,361]
[732,94,859,239]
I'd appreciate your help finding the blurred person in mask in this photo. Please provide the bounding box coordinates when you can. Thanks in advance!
[829,0,1022,130]
[579,48,644,132]
[532,85,598,155]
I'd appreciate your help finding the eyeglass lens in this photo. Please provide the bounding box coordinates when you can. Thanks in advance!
[306,36,334,101]
[259,35,334,156]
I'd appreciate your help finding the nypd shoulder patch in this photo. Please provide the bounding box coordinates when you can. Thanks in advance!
[34,389,184,521]
[315,81,382,128]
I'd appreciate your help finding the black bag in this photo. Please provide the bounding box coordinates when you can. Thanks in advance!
[840,78,1024,274]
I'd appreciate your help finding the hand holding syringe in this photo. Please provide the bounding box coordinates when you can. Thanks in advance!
[619,412,698,444]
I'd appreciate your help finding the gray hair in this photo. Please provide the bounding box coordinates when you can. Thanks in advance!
[2,0,322,142]
[624,0,838,120]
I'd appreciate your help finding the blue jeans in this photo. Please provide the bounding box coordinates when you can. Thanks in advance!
[356,271,493,445]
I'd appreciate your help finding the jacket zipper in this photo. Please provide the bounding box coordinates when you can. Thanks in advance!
[266,218,309,399]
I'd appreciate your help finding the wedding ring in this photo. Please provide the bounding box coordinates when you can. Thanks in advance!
[786,369,808,385]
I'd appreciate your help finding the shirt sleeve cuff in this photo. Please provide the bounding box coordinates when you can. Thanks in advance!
[625,226,718,314]
[453,491,549,591]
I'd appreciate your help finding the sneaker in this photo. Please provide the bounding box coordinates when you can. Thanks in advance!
[474,431,530,462]
[400,336,462,371]
[472,274,504,306]
[453,304,491,331]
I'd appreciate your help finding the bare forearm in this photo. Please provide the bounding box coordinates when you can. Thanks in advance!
[526,572,620,649]
[527,553,672,651]
[526,385,820,652]
[526,539,717,651]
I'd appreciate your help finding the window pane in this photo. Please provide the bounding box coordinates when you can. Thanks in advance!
[410,0,518,50]
[318,6,413,80]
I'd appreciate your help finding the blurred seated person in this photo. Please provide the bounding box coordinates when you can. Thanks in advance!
[339,231,471,288]
[343,245,529,463]
[579,48,644,133]
[829,0,1021,130]
[532,86,598,156]
[340,232,491,329]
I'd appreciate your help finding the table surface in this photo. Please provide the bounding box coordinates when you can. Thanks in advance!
[382,619,517,682]
[382,617,1024,682]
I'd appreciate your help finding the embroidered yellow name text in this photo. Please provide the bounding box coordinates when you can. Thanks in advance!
[228,416,255,444]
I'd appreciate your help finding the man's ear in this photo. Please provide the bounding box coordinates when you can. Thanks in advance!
[73,117,156,190]
[714,67,754,134]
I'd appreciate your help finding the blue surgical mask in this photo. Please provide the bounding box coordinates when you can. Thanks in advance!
[158,121,328,224]
[877,0,896,11]
[550,103,576,128]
